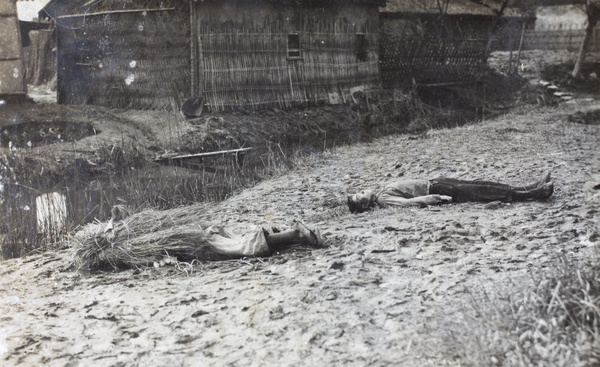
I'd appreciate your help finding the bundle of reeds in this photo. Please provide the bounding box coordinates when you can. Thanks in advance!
[71,204,231,271]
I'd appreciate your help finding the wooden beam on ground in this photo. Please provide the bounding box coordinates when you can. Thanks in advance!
[57,8,176,19]
[417,81,478,88]
[155,147,253,162]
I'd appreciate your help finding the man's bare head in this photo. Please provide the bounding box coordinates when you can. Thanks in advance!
[347,190,377,213]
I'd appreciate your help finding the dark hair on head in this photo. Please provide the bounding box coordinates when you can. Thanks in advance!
[347,195,374,214]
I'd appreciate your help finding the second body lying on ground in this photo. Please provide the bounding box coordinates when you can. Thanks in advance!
[347,172,554,213]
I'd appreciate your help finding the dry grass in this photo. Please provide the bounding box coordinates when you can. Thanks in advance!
[0,71,522,261]
[71,204,228,271]
[454,254,600,366]
[0,139,283,259]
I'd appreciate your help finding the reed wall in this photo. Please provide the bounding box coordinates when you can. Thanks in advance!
[380,17,488,89]
[194,2,380,112]
[54,0,381,112]
[56,0,190,111]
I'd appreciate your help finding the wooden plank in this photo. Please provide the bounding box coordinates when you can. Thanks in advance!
[156,147,254,162]
[57,8,176,19]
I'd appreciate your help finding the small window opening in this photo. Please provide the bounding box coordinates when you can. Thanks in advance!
[356,33,368,62]
[287,34,302,59]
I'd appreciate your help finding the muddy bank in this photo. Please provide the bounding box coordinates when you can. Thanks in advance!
[0,99,399,257]
[0,103,598,366]
[2,90,487,258]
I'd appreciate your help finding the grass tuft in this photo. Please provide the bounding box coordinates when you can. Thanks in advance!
[455,253,600,366]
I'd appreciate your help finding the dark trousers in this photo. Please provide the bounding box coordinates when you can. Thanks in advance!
[429,177,516,203]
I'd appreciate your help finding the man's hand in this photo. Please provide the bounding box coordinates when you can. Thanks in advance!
[421,194,453,205]
[382,194,453,208]
[439,195,453,204]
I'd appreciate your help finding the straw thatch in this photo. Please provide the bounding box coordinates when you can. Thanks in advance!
[71,204,263,271]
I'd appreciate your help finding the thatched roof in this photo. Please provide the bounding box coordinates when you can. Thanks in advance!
[381,0,520,17]
[39,0,99,19]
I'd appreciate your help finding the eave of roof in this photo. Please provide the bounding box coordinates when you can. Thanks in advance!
[39,0,101,19]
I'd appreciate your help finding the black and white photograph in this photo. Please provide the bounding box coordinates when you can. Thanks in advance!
[0,0,599,365]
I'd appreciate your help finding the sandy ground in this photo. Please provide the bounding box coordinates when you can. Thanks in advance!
[1,98,599,365]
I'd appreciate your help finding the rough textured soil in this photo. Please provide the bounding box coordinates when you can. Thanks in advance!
[1,99,599,365]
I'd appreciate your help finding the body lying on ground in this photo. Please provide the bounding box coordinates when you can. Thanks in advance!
[347,172,554,213]
[73,213,321,271]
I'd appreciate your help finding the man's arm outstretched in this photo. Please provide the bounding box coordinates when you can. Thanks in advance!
[378,194,453,208]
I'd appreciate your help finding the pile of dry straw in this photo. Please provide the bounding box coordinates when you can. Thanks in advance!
[70,204,234,271]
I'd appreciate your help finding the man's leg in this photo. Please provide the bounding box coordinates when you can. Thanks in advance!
[264,222,322,251]
[264,230,302,251]
[430,178,515,202]
[469,172,553,200]
[511,171,552,191]
[430,176,553,203]
[512,181,554,201]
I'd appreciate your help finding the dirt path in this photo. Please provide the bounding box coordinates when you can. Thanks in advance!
[1,104,599,366]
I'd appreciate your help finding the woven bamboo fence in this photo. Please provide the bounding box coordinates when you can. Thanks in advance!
[380,30,488,89]
[196,8,380,112]
[300,14,379,106]
[56,0,381,112]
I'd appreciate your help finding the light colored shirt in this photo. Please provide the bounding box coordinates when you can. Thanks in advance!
[202,226,271,257]
[375,179,430,207]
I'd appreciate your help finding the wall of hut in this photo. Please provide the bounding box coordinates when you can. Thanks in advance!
[55,0,190,110]
[193,1,380,112]
[0,0,27,97]
[22,25,56,86]
[53,0,381,112]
